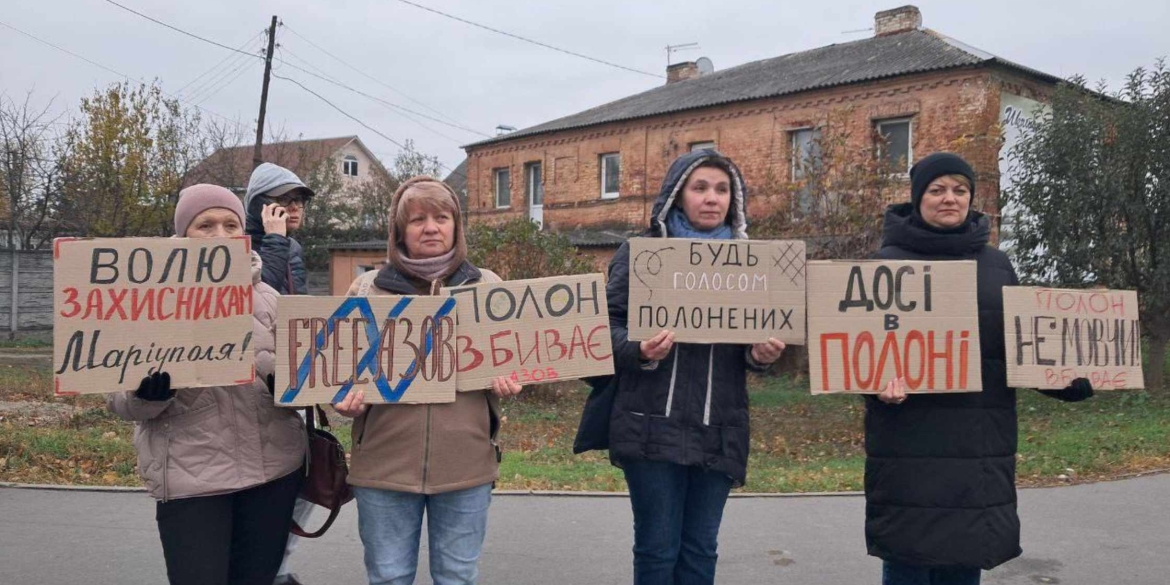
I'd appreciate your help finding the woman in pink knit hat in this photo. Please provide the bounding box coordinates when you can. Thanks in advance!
[107,184,306,585]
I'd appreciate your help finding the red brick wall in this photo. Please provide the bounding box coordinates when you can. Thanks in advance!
[466,67,1052,237]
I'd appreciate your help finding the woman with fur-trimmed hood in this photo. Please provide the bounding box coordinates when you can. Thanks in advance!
[605,150,786,585]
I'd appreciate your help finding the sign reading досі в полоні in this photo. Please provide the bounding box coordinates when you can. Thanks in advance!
[807,260,982,395]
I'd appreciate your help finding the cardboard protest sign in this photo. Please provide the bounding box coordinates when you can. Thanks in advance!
[807,260,982,394]
[275,296,458,406]
[443,274,614,390]
[1003,287,1143,390]
[53,237,255,395]
[626,237,806,344]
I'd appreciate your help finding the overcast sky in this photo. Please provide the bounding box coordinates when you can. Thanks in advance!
[2,0,1167,173]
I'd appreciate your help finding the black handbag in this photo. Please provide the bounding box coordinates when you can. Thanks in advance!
[572,375,617,454]
[290,406,354,538]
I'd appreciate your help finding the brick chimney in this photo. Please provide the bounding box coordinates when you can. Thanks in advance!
[667,61,700,84]
[874,5,922,36]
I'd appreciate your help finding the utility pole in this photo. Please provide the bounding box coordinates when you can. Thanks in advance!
[252,15,278,170]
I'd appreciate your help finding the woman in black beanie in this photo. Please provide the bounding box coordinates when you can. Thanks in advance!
[865,152,1094,585]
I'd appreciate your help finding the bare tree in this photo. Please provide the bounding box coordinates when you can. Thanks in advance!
[0,91,64,249]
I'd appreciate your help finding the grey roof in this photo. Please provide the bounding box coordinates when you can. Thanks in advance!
[467,29,1061,148]
[444,158,468,194]
[563,228,636,248]
[328,240,387,251]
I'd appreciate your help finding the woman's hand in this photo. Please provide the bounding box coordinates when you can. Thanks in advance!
[750,338,786,365]
[491,376,523,398]
[333,390,368,418]
[878,377,908,405]
[134,371,174,402]
[639,330,675,361]
[262,203,288,236]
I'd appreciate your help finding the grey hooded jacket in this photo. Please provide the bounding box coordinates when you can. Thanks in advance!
[244,163,311,294]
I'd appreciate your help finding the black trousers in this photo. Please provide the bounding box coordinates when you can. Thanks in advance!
[155,469,303,585]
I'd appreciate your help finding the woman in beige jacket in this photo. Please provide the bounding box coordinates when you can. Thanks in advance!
[107,184,306,585]
[334,176,522,585]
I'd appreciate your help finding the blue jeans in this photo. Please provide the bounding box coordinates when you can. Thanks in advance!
[883,561,981,585]
[622,458,734,585]
[354,484,492,585]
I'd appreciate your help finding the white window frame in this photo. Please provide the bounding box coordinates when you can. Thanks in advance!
[875,118,913,176]
[494,168,511,209]
[689,141,716,152]
[342,155,359,177]
[600,153,621,200]
[789,127,821,181]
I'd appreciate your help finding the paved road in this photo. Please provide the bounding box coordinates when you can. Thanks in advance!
[2,474,1167,584]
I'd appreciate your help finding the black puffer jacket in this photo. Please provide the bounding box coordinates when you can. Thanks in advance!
[865,203,1022,568]
[607,150,763,486]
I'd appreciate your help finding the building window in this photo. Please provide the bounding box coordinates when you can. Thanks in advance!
[790,128,822,180]
[342,155,359,177]
[494,168,511,208]
[689,141,716,152]
[600,153,620,199]
[875,118,912,174]
[526,162,543,206]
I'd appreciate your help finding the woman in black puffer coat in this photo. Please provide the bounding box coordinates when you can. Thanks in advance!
[866,152,1095,585]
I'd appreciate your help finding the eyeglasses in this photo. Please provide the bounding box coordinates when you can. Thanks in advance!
[270,195,308,208]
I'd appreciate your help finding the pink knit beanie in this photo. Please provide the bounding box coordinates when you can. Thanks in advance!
[174,184,246,236]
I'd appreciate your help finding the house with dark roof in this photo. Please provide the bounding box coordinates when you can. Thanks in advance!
[462,5,1057,268]
[187,135,387,199]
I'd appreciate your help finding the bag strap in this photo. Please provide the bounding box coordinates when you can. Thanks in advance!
[290,504,342,539]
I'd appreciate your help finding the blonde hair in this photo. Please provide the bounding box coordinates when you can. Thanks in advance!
[934,174,972,191]
[393,184,459,237]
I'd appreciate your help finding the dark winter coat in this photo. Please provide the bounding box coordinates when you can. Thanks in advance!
[865,202,1023,569]
[606,149,764,486]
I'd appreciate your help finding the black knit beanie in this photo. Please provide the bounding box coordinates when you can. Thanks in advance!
[909,152,976,212]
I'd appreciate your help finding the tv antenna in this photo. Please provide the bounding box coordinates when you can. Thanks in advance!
[666,42,700,66]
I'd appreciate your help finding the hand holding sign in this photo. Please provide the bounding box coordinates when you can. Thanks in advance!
[491,376,523,398]
[878,377,908,404]
[750,338,786,365]
[333,390,368,418]
[640,330,675,361]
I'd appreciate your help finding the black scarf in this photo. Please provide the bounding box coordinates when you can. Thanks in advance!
[880,202,990,258]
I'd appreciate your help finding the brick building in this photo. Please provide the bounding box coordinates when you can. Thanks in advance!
[462,6,1057,268]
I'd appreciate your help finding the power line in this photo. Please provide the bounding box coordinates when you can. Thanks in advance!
[0,19,244,129]
[275,48,466,144]
[273,72,463,178]
[99,0,263,60]
[391,0,664,79]
[273,56,492,138]
[174,30,264,97]
[282,24,478,131]
[192,57,259,106]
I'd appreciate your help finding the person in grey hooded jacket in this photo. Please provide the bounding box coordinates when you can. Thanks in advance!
[244,162,314,295]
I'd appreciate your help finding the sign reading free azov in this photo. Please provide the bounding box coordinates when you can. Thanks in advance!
[627,238,806,344]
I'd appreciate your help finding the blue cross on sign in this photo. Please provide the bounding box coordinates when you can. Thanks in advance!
[279,296,457,405]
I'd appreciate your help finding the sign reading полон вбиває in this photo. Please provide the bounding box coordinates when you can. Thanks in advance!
[53,237,255,395]
[443,274,613,390]
[807,260,983,395]
[627,238,806,345]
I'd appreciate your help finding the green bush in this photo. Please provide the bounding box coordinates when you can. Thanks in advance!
[466,218,595,280]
